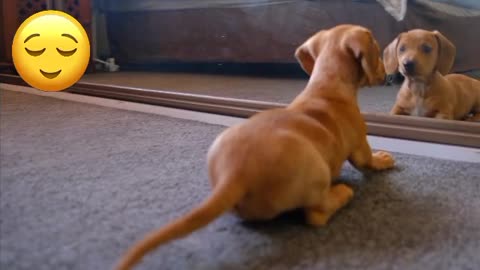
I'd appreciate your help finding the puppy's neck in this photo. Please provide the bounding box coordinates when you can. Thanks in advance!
[407,79,427,97]
[301,57,361,101]
[404,72,439,98]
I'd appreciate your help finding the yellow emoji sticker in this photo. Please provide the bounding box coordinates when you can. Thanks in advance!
[12,10,90,92]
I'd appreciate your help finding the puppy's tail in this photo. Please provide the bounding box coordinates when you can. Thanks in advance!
[114,178,245,270]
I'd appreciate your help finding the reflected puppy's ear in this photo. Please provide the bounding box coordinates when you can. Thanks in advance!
[383,34,402,75]
[433,30,456,75]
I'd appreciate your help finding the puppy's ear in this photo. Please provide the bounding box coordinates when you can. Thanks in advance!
[294,42,315,76]
[433,30,456,75]
[345,30,383,86]
[383,35,401,75]
[294,31,325,76]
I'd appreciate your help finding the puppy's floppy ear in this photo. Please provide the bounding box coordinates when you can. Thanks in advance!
[383,34,401,75]
[294,31,325,76]
[295,42,315,76]
[433,30,456,75]
[344,29,382,86]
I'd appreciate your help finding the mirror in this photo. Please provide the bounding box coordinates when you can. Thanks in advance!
[79,0,479,122]
[1,0,479,126]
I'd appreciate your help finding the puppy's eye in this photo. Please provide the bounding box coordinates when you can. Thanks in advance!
[422,44,432,53]
[56,48,77,57]
[25,48,46,56]
[399,45,406,53]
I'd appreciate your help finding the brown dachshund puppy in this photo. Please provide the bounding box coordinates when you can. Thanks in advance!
[115,24,395,270]
[384,29,480,121]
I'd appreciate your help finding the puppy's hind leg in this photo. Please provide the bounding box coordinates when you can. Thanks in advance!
[301,155,354,227]
[305,184,354,227]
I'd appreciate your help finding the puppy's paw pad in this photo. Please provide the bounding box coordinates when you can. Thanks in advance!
[372,151,395,169]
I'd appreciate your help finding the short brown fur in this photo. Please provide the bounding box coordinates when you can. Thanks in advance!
[114,25,395,270]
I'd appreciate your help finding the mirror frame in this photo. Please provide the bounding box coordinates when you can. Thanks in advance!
[1,73,479,148]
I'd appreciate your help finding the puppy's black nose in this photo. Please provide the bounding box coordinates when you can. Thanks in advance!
[403,60,416,74]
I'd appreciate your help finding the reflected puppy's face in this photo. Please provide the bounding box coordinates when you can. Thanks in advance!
[397,31,439,78]
[383,29,456,81]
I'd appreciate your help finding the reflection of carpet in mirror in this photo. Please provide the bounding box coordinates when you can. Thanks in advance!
[358,86,399,113]
[81,72,399,114]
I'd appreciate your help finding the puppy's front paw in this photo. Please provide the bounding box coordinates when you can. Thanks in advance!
[372,151,395,170]
[306,211,330,227]
[464,113,480,122]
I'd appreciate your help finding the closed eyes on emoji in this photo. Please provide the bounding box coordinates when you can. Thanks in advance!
[24,33,78,57]
[57,48,77,57]
[24,33,45,56]
[56,33,78,57]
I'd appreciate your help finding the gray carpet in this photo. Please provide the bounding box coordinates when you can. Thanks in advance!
[81,72,399,113]
[1,90,479,270]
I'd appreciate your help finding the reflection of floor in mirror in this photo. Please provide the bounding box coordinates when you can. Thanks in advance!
[81,72,400,114]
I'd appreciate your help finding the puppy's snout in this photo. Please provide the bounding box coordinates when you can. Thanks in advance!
[403,60,416,74]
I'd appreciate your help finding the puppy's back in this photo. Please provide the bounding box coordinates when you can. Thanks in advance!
[445,73,480,116]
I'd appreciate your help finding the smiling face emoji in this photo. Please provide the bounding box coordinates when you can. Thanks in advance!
[12,10,90,92]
